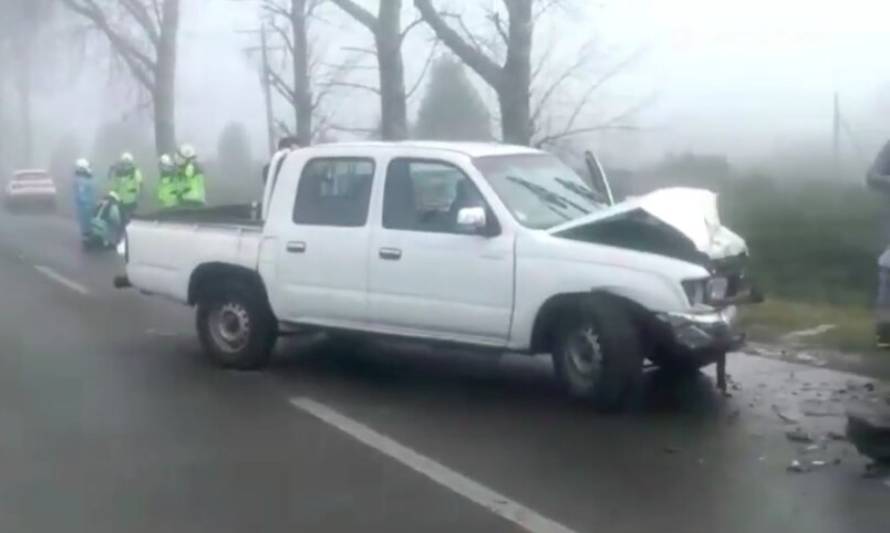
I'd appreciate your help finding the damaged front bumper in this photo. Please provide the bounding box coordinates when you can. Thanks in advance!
[658,306,745,353]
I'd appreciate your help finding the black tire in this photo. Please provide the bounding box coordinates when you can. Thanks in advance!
[196,280,277,370]
[552,293,643,411]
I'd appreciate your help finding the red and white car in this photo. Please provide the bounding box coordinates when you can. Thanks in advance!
[4,169,57,211]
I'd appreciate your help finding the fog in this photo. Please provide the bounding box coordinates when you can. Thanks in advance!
[3,0,890,180]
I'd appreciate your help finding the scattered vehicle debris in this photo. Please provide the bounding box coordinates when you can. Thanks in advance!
[786,427,813,443]
[773,404,799,424]
[787,459,808,473]
[846,402,890,465]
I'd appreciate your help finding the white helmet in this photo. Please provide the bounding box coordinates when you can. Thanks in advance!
[120,152,135,164]
[75,158,91,172]
[177,144,196,160]
[159,154,173,167]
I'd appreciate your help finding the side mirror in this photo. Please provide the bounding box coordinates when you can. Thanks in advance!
[456,206,488,235]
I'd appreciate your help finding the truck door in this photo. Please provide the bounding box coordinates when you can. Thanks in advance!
[368,158,514,346]
[272,157,375,328]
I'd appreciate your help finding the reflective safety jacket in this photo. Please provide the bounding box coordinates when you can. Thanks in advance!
[179,160,206,205]
[156,171,180,208]
[110,165,143,205]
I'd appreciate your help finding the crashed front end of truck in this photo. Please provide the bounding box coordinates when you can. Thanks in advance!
[549,185,763,383]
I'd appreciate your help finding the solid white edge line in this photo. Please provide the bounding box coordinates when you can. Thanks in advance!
[34,265,90,296]
[290,397,579,533]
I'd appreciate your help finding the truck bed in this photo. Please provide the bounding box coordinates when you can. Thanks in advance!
[125,206,263,303]
[133,204,263,228]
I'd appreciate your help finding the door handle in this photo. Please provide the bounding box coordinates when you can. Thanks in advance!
[286,241,307,253]
[378,247,402,260]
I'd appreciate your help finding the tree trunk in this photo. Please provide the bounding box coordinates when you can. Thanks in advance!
[153,0,180,156]
[499,0,533,145]
[291,0,312,146]
[376,0,408,140]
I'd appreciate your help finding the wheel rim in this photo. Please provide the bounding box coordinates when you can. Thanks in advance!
[209,302,251,353]
[566,325,604,380]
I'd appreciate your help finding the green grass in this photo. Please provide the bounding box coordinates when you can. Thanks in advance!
[740,299,875,353]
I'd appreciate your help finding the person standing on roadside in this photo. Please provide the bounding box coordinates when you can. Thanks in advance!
[108,151,143,223]
[156,154,180,209]
[866,141,890,347]
[176,144,206,207]
[73,158,96,243]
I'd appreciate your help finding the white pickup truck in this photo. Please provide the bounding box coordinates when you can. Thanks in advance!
[116,141,760,410]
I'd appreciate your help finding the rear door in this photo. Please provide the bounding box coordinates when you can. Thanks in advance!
[271,156,376,328]
[367,157,514,346]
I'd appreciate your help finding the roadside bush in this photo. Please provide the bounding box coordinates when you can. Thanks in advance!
[719,177,881,307]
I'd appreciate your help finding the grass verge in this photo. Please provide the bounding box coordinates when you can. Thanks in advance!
[739,299,874,353]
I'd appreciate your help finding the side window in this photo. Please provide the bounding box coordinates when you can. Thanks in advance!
[293,158,374,227]
[382,159,486,233]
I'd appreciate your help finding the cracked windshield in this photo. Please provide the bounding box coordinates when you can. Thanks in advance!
[1,0,889,531]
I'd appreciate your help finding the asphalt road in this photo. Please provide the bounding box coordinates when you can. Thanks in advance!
[0,209,887,533]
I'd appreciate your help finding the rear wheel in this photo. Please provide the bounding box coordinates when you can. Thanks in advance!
[553,294,643,411]
[196,280,277,370]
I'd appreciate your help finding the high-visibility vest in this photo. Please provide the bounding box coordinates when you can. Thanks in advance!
[179,161,206,205]
[156,172,179,208]
[111,167,143,205]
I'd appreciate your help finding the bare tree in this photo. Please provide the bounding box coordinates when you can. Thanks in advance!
[262,0,321,145]
[530,44,647,148]
[414,0,533,145]
[0,0,54,166]
[329,0,426,141]
[59,0,181,155]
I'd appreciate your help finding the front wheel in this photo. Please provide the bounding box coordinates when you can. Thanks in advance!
[553,294,643,411]
[196,281,277,370]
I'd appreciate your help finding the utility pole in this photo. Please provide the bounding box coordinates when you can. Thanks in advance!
[259,23,276,154]
[239,23,280,155]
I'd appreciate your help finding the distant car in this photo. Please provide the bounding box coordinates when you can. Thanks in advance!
[4,169,57,211]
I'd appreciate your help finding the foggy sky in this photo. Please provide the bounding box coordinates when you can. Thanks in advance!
[25,0,890,174]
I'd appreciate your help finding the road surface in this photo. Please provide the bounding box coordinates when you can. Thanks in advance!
[0,209,887,533]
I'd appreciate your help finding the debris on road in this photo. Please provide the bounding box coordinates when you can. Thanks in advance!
[826,431,847,442]
[786,427,813,443]
[773,404,799,424]
[846,401,890,466]
[787,459,809,473]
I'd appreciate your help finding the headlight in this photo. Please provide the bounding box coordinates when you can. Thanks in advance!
[682,279,706,306]
[682,277,728,306]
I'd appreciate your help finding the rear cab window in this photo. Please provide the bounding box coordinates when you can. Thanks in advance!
[292,158,375,227]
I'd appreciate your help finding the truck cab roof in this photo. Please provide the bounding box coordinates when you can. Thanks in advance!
[300,141,545,159]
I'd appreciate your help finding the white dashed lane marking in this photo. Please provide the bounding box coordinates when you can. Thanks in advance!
[34,265,91,296]
[290,397,579,533]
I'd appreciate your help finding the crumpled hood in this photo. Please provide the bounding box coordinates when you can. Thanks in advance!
[547,187,747,260]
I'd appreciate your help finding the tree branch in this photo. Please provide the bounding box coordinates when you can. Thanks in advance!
[119,0,160,48]
[59,0,157,90]
[414,0,502,87]
[329,0,379,32]
[268,68,297,102]
[406,39,439,99]
[321,80,381,94]
[262,0,291,20]
[399,16,425,42]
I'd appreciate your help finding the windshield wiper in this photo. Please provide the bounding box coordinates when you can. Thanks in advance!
[506,176,591,216]
[554,177,605,205]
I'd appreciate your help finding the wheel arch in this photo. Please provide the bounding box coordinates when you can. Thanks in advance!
[529,290,651,354]
[188,262,271,309]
